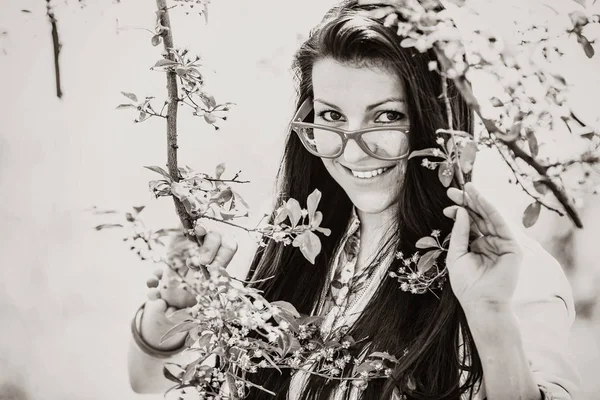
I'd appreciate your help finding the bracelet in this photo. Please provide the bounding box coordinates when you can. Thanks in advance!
[131,303,186,359]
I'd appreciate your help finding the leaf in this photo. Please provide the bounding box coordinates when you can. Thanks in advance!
[162,364,184,383]
[533,180,548,195]
[274,207,289,225]
[151,35,162,47]
[367,351,399,363]
[438,162,454,187]
[201,93,217,109]
[121,91,138,102]
[261,351,282,373]
[182,358,202,383]
[577,34,595,58]
[415,236,438,249]
[160,321,197,343]
[285,198,303,228]
[292,230,321,264]
[271,301,301,318]
[526,131,539,158]
[153,59,178,68]
[417,250,442,274]
[144,165,172,180]
[522,201,541,228]
[459,141,478,174]
[297,315,323,326]
[215,163,226,179]
[203,3,209,24]
[226,373,240,399]
[94,223,123,231]
[306,189,322,220]
[116,104,135,109]
[408,148,445,160]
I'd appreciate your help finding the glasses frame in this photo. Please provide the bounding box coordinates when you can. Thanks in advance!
[290,98,411,161]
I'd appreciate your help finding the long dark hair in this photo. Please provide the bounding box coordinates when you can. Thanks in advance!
[245,1,482,399]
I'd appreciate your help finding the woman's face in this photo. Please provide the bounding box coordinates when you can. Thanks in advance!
[311,58,409,216]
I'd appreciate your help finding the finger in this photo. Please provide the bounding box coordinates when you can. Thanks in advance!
[153,267,164,280]
[446,187,466,206]
[208,234,238,269]
[147,288,161,301]
[165,306,177,316]
[447,207,471,264]
[465,183,513,239]
[145,298,168,314]
[198,231,222,265]
[444,205,485,236]
[448,186,490,235]
[146,276,160,288]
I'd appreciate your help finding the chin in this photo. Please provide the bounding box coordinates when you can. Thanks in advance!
[348,192,398,216]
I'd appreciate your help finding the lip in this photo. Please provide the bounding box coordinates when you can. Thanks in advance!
[341,165,396,172]
[340,164,396,182]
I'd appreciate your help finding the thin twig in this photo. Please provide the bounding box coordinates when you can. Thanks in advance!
[493,141,565,217]
[46,0,62,98]
[434,47,583,228]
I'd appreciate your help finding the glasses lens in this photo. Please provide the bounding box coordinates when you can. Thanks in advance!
[361,129,409,159]
[297,126,343,157]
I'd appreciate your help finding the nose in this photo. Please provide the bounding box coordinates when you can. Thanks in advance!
[341,136,370,164]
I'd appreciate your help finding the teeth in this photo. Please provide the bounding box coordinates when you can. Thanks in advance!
[351,167,390,179]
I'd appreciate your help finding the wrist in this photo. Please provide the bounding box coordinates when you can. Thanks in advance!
[132,304,186,358]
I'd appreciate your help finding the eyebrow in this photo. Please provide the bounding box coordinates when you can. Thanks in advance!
[314,97,405,112]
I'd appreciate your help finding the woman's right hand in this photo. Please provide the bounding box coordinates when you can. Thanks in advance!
[139,230,239,350]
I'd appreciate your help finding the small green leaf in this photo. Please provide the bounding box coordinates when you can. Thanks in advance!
[144,165,172,180]
[116,104,135,109]
[121,91,138,102]
[306,189,322,220]
[292,230,321,264]
[415,236,437,249]
[522,201,541,228]
[408,148,445,160]
[226,373,240,399]
[438,162,454,187]
[459,141,478,174]
[285,198,303,228]
[367,351,399,363]
[526,131,539,158]
[160,321,196,343]
[215,162,226,179]
[533,180,548,195]
[153,59,178,68]
[151,35,162,47]
[274,207,289,225]
[271,301,301,318]
[94,223,123,231]
[577,34,595,58]
[417,249,442,274]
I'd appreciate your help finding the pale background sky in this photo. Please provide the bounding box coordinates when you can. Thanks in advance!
[1,0,599,399]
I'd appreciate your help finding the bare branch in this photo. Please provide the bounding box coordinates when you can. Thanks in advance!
[46,0,62,98]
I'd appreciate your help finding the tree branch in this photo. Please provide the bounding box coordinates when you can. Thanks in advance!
[46,0,62,98]
[155,0,196,238]
[434,47,583,228]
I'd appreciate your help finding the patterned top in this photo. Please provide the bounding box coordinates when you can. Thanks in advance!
[286,209,580,400]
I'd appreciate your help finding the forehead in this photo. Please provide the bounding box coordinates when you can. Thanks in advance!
[311,58,405,107]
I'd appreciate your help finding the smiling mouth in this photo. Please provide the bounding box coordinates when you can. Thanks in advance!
[342,165,396,180]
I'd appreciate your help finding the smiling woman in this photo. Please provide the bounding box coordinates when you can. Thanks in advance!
[127,1,580,399]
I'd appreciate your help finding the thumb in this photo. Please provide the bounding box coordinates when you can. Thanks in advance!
[447,206,470,264]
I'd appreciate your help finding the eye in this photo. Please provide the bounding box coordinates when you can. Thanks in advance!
[317,110,345,123]
[375,111,406,123]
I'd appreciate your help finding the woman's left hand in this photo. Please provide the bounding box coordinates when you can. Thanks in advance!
[443,182,523,311]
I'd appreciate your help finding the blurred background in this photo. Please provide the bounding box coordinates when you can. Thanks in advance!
[0,0,599,399]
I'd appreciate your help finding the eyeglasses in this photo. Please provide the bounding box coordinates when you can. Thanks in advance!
[290,99,411,161]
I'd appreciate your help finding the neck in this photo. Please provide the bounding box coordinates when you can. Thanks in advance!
[356,206,396,243]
